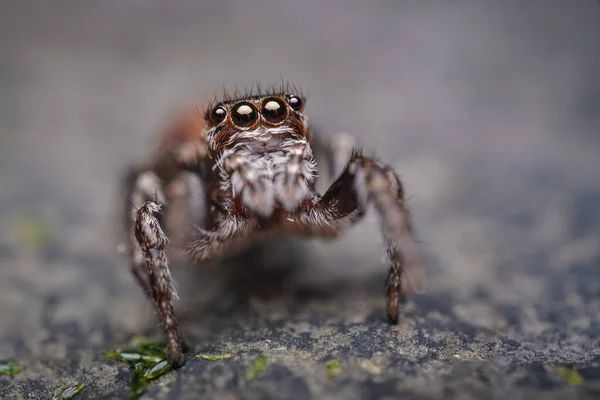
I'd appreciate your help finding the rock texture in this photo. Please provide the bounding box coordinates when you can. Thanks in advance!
[1,1,599,399]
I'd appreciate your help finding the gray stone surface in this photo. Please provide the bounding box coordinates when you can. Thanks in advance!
[1,1,599,399]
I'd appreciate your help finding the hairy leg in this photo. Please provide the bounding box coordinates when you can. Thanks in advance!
[125,170,167,296]
[122,108,212,367]
[306,149,425,323]
[126,171,185,367]
[134,200,185,367]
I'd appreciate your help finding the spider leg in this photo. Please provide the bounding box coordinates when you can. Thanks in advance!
[124,170,166,297]
[305,149,425,324]
[122,107,212,368]
[126,171,185,367]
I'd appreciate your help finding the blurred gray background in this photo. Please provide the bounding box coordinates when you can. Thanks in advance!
[1,1,599,398]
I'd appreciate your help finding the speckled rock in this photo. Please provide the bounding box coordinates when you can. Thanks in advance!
[1,1,599,399]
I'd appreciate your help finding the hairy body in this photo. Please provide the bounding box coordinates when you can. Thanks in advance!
[124,85,425,367]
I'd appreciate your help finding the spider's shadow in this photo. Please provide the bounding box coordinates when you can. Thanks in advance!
[173,238,391,324]
[175,238,313,321]
[221,239,305,299]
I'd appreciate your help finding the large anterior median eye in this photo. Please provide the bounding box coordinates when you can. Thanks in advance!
[231,102,258,128]
[262,98,287,123]
[210,105,227,124]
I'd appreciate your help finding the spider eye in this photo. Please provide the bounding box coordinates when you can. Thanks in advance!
[287,95,304,111]
[262,98,287,123]
[211,105,227,124]
[231,102,258,128]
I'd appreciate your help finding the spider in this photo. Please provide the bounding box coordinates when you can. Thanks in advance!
[123,84,425,368]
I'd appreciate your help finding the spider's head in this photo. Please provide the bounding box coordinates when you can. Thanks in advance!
[204,92,310,153]
[204,89,317,216]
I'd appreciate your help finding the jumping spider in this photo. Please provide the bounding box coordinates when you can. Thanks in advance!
[124,84,425,368]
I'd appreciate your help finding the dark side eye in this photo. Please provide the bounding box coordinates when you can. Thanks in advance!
[210,105,227,124]
[287,95,304,111]
[262,98,287,123]
[231,102,258,128]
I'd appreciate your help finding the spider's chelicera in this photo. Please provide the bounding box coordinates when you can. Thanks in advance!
[124,84,425,368]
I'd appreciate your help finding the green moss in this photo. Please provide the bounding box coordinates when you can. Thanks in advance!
[59,383,85,399]
[196,353,237,361]
[0,362,23,376]
[15,215,52,249]
[106,338,174,399]
[326,359,341,377]
[245,357,268,381]
[552,366,585,386]
[137,341,169,357]
[105,349,164,365]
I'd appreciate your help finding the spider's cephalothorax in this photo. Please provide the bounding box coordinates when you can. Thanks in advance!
[124,85,425,368]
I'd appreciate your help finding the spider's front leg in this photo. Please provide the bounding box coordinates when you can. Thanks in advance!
[127,172,185,367]
[314,149,425,324]
[123,108,210,368]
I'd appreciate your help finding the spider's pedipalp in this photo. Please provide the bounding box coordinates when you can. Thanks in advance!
[213,124,317,216]
[219,149,275,216]
[186,213,257,262]
[274,139,317,211]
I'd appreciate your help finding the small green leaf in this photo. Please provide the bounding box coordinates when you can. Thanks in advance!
[553,367,585,386]
[134,362,146,371]
[59,383,85,399]
[0,362,23,375]
[245,357,268,381]
[326,359,341,377]
[128,336,169,358]
[106,340,175,399]
[196,353,236,361]
[137,342,168,359]
[144,360,172,380]
[105,349,163,366]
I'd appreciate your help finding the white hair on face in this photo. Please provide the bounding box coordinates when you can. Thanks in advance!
[213,126,317,215]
